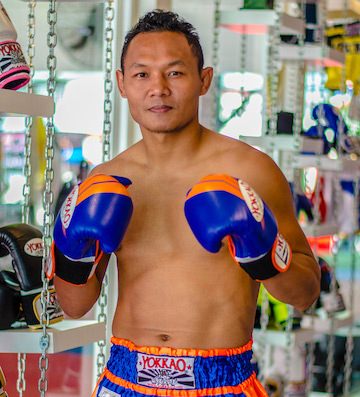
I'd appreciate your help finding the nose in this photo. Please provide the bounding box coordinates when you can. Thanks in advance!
[149,74,170,97]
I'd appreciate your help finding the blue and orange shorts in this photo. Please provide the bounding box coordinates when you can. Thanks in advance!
[92,337,268,397]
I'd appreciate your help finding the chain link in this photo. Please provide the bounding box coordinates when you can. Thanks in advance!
[18,3,38,394]
[102,0,115,163]
[38,1,57,395]
[267,0,281,138]
[293,0,305,153]
[16,353,26,396]
[257,287,269,383]
[284,304,294,389]
[96,0,115,378]
[22,0,37,224]
[343,177,357,396]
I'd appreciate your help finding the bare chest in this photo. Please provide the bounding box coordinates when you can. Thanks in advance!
[121,174,197,252]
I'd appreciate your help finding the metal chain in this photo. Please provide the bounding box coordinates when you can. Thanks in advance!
[267,0,281,138]
[16,353,26,397]
[284,304,294,389]
[17,3,37,396]
[258,286,269,383]
[293,0,305,152]
[102,1,114,163]
[326,219,339,396]
[305,302,316,395]
[22,0,36,225]
[97,0,115,378]
[343,178,357,396]
[38,1,57,395]
[211,0,221,131]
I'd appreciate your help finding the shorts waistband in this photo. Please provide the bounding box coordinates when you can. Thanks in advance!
[105,337,255,392]
[110,337,253,357]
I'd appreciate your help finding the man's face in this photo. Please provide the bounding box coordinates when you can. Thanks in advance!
[117,31,212,134]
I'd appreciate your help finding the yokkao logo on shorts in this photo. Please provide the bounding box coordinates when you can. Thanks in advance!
[24,238,43,257]
[238,180,264,222]
[61,186,79,229]
[136,353,195,389]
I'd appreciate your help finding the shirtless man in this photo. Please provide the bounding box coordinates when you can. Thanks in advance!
[50,10,320,397]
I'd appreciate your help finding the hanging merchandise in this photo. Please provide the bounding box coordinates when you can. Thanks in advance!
[0,224,63,329]
[310,175,327,223]
[0,1,30,90]
[316,256,346,315]
[0,367,7,397]
[303,103,349,155]
[326,32,360,121]
[338,180,360,235]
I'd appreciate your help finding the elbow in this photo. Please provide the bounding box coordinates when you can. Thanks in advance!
[296,277,321,312]
[61,305,91,319]
[297,286,320,312]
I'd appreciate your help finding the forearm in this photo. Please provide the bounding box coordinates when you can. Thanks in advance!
[54,273,101,318]
[262,251,320,312]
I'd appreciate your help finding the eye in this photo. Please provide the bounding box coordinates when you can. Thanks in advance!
[134,72,148,78]
[168,71,183,77]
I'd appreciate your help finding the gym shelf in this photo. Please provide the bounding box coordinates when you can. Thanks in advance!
[220,10,304,35]
[239,135,323,154]
[253,327,315,348]
[302,222,339,237]
[0,89,54,117]
[279,44,345,67]
[0,320,105,354]
[293,154,360,173]
[327,0,360,20]
[302,310,354,335]
[293,154,341,171]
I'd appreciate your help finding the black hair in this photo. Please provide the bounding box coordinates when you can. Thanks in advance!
[121,9,204,73]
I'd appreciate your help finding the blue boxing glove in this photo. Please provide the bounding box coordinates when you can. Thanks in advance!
[48,174,133,285]
[184,174,292,280]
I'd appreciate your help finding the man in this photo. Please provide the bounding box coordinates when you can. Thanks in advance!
[51,10,320,397]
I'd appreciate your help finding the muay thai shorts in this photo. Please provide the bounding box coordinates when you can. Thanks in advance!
[92,337,268,397]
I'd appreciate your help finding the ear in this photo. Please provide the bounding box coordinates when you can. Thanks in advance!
[199,67,213,96]
[116,69,127,98]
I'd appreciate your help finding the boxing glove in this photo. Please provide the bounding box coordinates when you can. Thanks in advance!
[0,278,21,330]
[184,174,292,280]
[50,174,133,285]
[0,1,30,90]
[0,367,8,397]
[0,223,64,329]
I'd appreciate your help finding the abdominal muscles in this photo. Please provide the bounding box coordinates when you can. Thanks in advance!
[112,248,257,349]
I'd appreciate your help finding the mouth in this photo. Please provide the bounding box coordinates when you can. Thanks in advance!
[148,105,173,113]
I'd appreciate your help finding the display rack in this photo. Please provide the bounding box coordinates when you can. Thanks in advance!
[279,43,345,67]
[239,135,324,154]
[302,222,339,238]
[293,154,360,173]
[0,320,106,354]
[0,89,54,118]
[219,9,304,35]
[253,327,315,348]
[327,0,360,19]
[302,310,354,334]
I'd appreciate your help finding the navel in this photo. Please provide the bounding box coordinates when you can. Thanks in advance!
[159,334,171,342]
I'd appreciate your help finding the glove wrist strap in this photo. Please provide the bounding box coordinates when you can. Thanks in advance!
[235,233,292,280]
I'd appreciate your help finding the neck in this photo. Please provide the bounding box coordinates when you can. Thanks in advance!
[140,122,206,170]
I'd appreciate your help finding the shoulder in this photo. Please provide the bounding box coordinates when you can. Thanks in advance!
[88,141,145,179]
[206,132,291,207]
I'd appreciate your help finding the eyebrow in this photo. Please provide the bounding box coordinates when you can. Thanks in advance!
[129,60,186,69]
